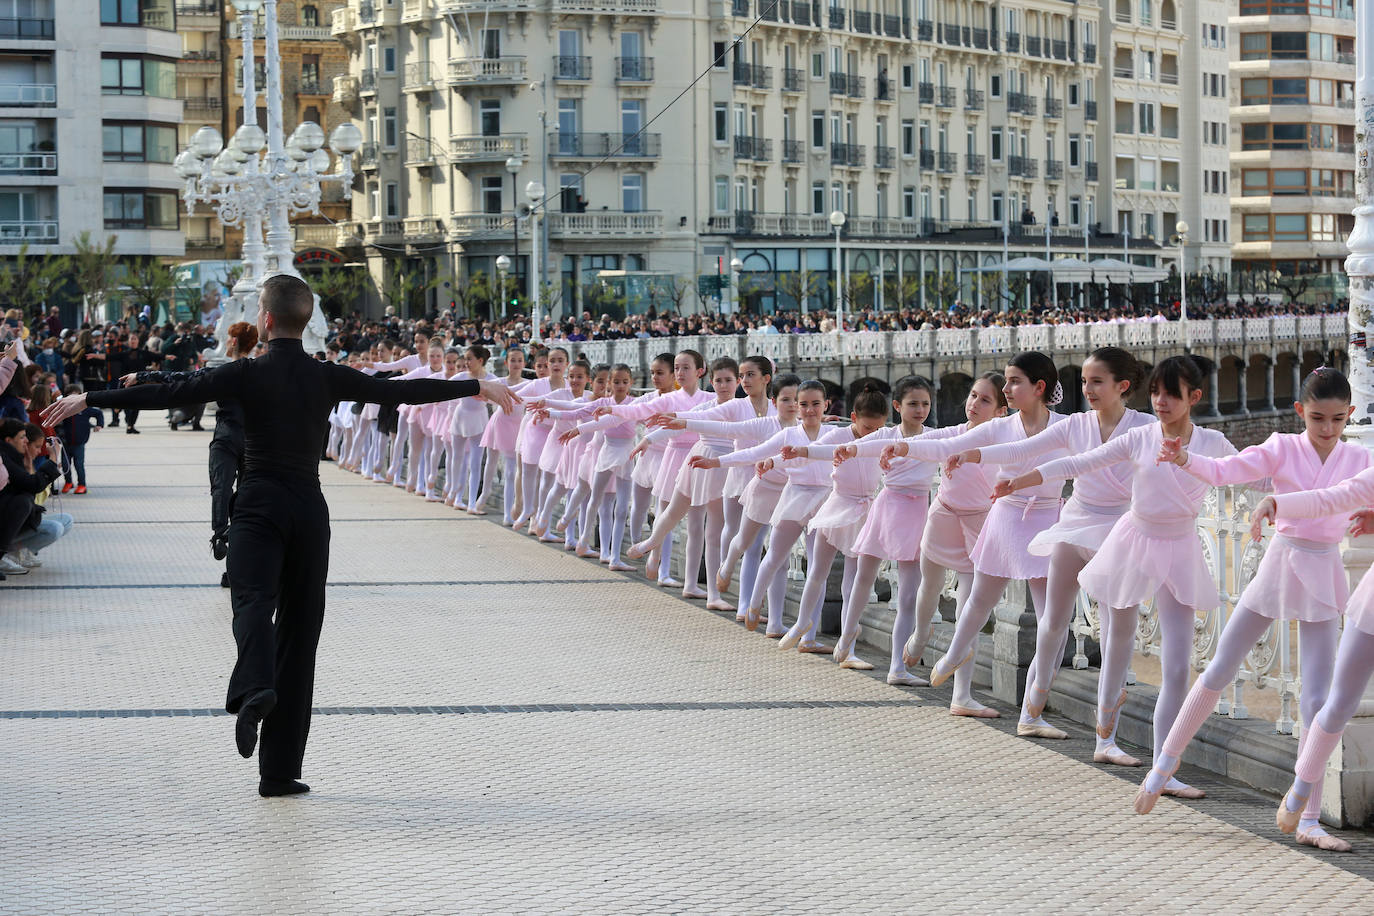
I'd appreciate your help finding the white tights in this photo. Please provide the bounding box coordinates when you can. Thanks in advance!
[906,557,976,702]
[834,554,921,675]
[515,461,541,525]
[753,521,818,643]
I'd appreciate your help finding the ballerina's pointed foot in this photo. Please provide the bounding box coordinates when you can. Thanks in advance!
[1161,778,1205,801]
[626,542,649,560]
[1016,718,1068,739]
[1024,682,1050,720]
[1095,689,1129,740]
[778,628,803,650]
[744,607,761,631]
[1296,825,1352,852]
[797,641,832,654]
[715,574,732,593]
[951,701,1001,719]
[929,648,973,688]
[1094,744,1142,767]
[608,561,635,572]
[1133,761,1179,815]
[1276,789,1308,834]
[887,671,929,687]
[706,600,735,612]
[681,588,707,600]
[554,518,570,533]
[837,653,875,670]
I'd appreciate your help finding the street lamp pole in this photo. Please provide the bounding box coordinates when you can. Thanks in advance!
[1347,0,1374,448]
[729,257,743,315]
[1174,220,1189,351]
[495,253,511,320]
[829,209,846,331]
[527,180,546,341]
[506,155,522,303]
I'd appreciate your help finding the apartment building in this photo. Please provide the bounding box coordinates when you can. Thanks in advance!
[0,2,183,259]
[331,0,1229,315]
[1229,0,1355,303]
[177,0,226,258]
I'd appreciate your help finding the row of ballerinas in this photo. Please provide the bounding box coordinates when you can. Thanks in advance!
[329,336,1372,853]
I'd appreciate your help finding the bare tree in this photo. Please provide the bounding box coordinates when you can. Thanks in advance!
[122,257,177,323]
[776,268,821,313]
[0,243,68,322]
[70,231,119,324]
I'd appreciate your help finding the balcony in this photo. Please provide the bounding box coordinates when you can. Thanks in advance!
[883,14,902,37]
[845,74,865,98]
[935,85,956,108]
[405,138,438,167]
[831,142,865,167]
[359,142,379,169]
[919,149,934,170]
[940,22,960,46]
[1045,159,1063,181]
[0,83,55,107]
[554,55,592,81]
[402,0,436,24]
[1007,92,1036,116]
[972,27,988,49]
[1026,35,1042,56]
[918,82,933,105]
[1083,43,1096,64]
[791,1,812,25]
[1044,97,1063,119]
[782,67,803,92]
[359,68,377,94]
[403,61,437,91]
[875,79,894,102]
[1008,155,1036,178]
[733,135,772,161]
[298,78,328,96]
[615,57,653,82]
[731,0,748,14]
[552,0,659,10]
[759,0,778,21]
[331,7,355,37]
[874,146,895,169]
[549,211,663,239]
[549,132,661,159]
[829,6,845,28]
[1086,161,1098,182]
[1160,71,1178,86]
[333,74,359,105]
[1085,100,1097,121]
[734,61,771,90]
[403,216,443,241]
[851,9,871,32]
[184,236,225,252]
[1052,39,1067,60]
[937,151,957,173]
[179,50,219,74]
[917,19,932,40]
[782,139,804,163]
[448,57,527,86]
[179,95,221,114]
[966,154,985,176]
[965,89,984,111]
[449,134,528,162]
[278,26,333,40]
[0,16,53,40]
[1005,31,1019,53]
[1113,65,1133,79]
[175,1,220,14]
[0,152,55,174]
[0,220,57,243]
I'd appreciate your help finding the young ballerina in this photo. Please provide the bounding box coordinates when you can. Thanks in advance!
[820,376,941,683]
[599,351,711,586]
[512,347,568,531]
[1261,471,1374,851]
[999,355,1236,800]
[1137,369,1366,849]
[424,347,464,502]
[772,386,891,659]
[446,345,496,509]
[627,357,750,609]
[881,353,1066,720]
[379,331,430,485]
[398,343,446,494]
[530,359,592,541]
[508,348,551,524]
[564,364,614,555]
[474,347,528,521]
[945,347,1153,757]
[692,379,832,645]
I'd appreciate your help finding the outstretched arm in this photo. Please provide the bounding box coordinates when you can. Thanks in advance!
[1273,466,1374,520]
[1175,434,1279,487]
[49,359,244,422]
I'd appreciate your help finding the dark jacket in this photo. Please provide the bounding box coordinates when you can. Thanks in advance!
[58,406,104,448]
[137,366,242,450]
[0,439,60,533]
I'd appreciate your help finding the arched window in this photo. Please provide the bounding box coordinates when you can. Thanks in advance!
[302,5,318,26]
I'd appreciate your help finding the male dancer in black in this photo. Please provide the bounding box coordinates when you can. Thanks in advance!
[44,275,520,798]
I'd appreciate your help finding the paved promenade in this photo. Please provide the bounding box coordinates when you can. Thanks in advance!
[4,425,1374,913]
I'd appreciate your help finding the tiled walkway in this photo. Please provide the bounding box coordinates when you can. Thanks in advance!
[3,425,1371,913]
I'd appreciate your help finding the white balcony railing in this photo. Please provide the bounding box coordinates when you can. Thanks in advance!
[547,211,663,237]
[0,220,57,242]
[448,57,527,84]
[0,83,55,106]
[448,134,528,161]
[0,152,55,172]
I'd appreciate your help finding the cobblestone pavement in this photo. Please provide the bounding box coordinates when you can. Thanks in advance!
[3,426,1373,914]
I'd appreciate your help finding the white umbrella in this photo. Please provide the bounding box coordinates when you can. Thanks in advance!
[975,256,1053,272]
[1089,258,1168,284]
[1047,257,1094,283]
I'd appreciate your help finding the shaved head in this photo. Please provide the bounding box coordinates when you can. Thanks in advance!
[260,275,314,336]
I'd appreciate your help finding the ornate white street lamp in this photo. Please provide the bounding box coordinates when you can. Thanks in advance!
[525,180,545,341]
[1173,219,1189,351]
[178,0,360,358]
[829,209,846,331]
[495,253,511,319]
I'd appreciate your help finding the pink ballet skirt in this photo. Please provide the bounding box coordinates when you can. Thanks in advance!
[632,444,665,490]
[852,486,930,562]
[967,495,1061,579]
[920,499,988,574]
[522,423,554,466]
[596,435,636,479]
[769,482,829,527]
[1077,512,1220,611]
[1027,496,1128,556]
[674,440,732,506]
[1343,561,1374,637]
[724,465,753,500]
[480,409,520,455]
[741,475,785,524]
[451,399,490,439]
[556,435,586,490]
[1236,535,1345,622]
[653,440,693,501]
[538,428,568,475]
[808,491,876,557]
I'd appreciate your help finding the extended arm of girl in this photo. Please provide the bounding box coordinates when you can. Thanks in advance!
[1161,432,1279,486]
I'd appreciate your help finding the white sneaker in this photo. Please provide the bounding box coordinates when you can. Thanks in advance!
[0,555,29,575]
[17,547,40,568]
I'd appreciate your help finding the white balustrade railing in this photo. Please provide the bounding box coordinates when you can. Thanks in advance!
[1053,324,1086,351]
[978,326,1013,353]
[1014,324,1050,351]
[1215,318,1245,344]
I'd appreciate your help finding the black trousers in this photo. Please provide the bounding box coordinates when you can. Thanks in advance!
[208,439,242,539]
[224,475,331,780]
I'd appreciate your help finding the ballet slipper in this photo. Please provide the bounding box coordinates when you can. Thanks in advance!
[681,588,707,600]
[765,629,787,639]
[608,561,634,572]
[743,606,761,631]
[425,494,444,502]
[901,633,927,669]
[831,632,858,663]
[887,671,929,687]
[1024,682,1049,719]
[539,533,563,544]
[1093,745,1142,767]
[777,628,802,650]
[657,576,682,588]
[468,506,487,516]
[1162,782,1206,801]
[625,542,649,560]
[1016,721,1069,739]
[929,648,974,688]
[576,547,599,558]
[706,600,735,612]
[838,654,875,671]
[1132,759,1180,815]
[950,704,1001,719]
[1296,826,1352,853]
[798,641,832,653]
[563,542,578,551]
[1096,688,1129,740]
[1277,789,1307,834]
[554,518,571,533]
[715,573,732,593]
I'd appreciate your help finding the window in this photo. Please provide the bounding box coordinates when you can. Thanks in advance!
[481,176,503,214]
[1068,134,1080,168]
[1242,168,1352,196]
[811,181,825,214]
[713,42,727,68]
[479,99,501,136]
[480,29,501,59]
[622,174,644,212]
[368,182,379,218]
[1069,195,1081,226]
[902,64,914,89]
[101,0,174,29]
[901,120,915,156]
[989,73,1001,98]
[966,193,976,221]
[714,176,729,213]
[103,189,178,230]
[990,127,1002,162]
[811,52,825,78]
[102,122,176,163]
[101,55,177,98]
[903,186,915,219]
[1068,83,1079,106]
[1138,102,1155,135]
[991,191,1004,224]
[302,5,318,26]
[714,103,728,143]
[383,107,397,148]
[383,47,396,73]
[385,181,399,218]
[811,110,824,148]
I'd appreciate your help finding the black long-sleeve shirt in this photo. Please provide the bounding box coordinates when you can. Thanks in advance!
[89,337,479,479]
